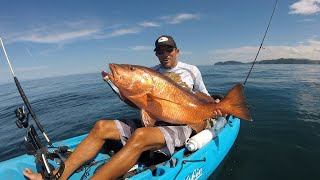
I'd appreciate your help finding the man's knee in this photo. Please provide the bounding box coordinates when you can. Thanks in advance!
[131,128,147,138]
[129,128,165,151]
[91,120,119,140]
[93,120,108,132]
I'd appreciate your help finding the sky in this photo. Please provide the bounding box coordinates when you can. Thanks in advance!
[0,0,319,83]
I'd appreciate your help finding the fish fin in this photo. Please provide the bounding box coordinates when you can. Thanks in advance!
[141,109,157,127]
[163,72,190,91]
[189,120,207,133]
[221,83,252,121]
[129,93,148,99]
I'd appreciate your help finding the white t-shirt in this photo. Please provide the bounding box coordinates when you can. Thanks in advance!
[151,61,209,95]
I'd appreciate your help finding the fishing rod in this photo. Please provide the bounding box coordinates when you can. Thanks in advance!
[0,37,52,146]
[243,0,278,86]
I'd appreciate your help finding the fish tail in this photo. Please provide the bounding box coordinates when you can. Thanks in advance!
[220,83,252,121]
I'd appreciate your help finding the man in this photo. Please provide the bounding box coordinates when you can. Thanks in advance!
[150,35,209,95]
[23,35,222,180]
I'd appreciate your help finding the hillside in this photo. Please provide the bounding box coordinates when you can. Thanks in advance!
[214,58,320,65]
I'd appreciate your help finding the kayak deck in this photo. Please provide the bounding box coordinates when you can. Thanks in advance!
[0,116,240,180]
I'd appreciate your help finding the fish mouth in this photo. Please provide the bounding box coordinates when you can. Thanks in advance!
[108,63,124,83]
[102,64,120,82]
[108,63,119,82]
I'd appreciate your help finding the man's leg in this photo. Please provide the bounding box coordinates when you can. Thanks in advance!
[23,120,120,180]
[91,127,166,180]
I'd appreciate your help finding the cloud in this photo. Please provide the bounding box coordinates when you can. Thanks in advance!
[289,0,320,15]
[6,20,102,44]
[104,27,141,38]
[13,29,99,44]
[5,13,198,45]
[209,39,320,62]
[130,45,153,51]
[161,13,199,24]
[9,25,140,44]
[297,18,315,22]
[139,21,160,27]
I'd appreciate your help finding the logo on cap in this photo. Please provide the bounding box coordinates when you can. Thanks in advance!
[158,37,169,43]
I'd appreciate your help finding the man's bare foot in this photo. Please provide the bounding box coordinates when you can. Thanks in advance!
[22,168,43,180]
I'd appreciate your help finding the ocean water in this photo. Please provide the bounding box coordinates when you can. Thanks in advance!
[0,64,319,180]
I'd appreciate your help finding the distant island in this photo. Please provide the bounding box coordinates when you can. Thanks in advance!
[214,58,320,65]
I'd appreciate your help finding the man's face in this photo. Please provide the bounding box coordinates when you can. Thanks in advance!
[155,46,179,69]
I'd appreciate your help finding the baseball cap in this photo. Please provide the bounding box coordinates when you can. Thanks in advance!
[154,35,177,51]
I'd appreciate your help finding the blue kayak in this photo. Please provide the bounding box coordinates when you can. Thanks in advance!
[0,116,240,180]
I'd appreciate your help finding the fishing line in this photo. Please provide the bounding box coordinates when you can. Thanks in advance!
[0,37,52,146]
[25,47,38,62]
[243,0,278,86]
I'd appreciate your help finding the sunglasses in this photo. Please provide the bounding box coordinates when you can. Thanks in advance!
[155,47,175,55]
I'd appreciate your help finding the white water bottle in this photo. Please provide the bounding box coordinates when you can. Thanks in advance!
[185,128,216,152]
[186,117,227,151]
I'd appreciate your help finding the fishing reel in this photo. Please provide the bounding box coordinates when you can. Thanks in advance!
[15,106,29,128]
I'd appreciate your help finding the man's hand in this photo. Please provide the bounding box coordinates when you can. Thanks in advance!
[214,109,223,118]
[214,101,228,117]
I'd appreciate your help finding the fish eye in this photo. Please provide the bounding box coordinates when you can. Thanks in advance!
[130,66,135,71]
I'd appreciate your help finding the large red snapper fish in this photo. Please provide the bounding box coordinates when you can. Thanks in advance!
[102,64,252,132]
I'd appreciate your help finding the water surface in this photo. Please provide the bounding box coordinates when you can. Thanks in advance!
[0,64,319,180]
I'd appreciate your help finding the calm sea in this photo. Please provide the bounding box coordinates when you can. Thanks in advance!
[0,64,319,180]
